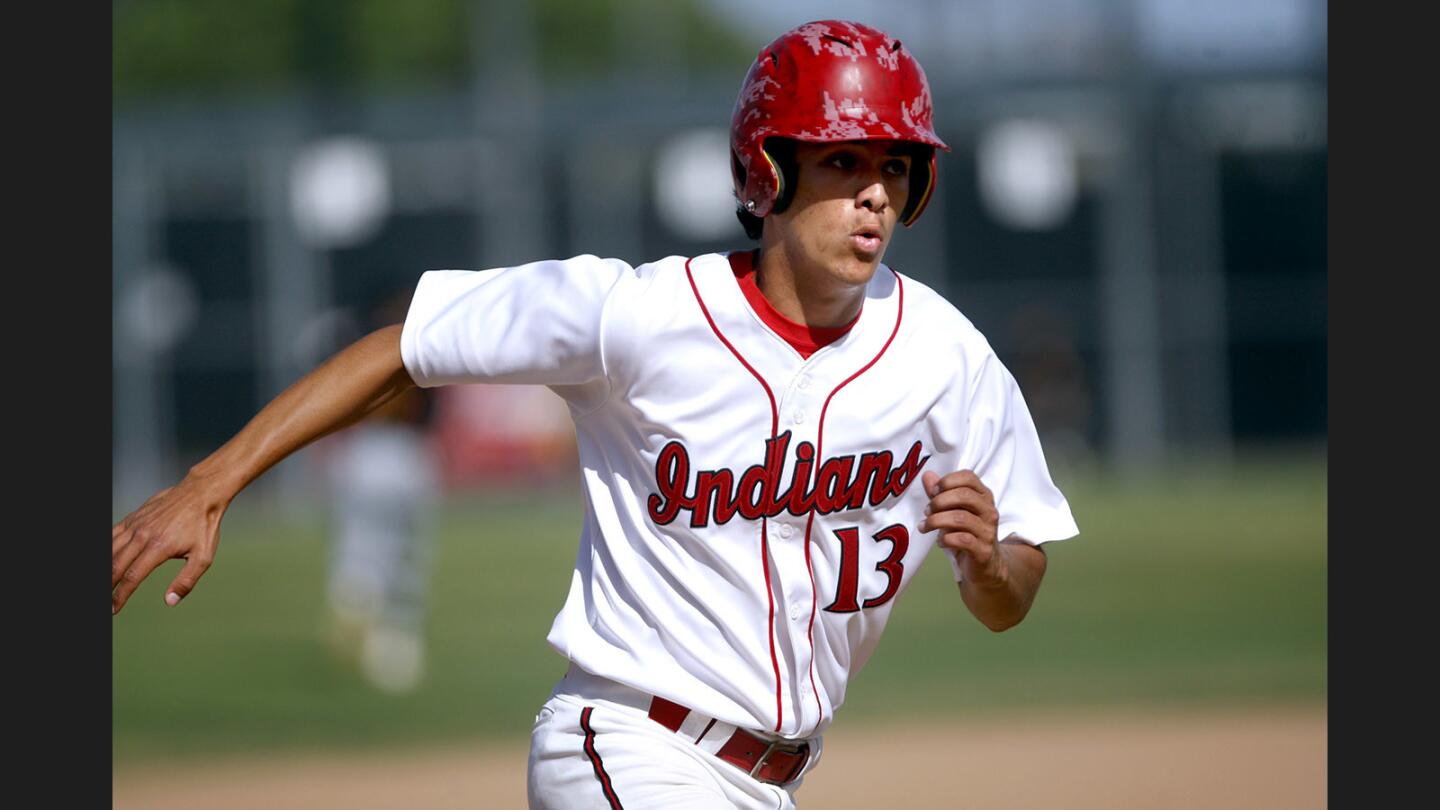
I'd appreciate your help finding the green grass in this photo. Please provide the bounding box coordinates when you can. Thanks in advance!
[112,455,1325,764]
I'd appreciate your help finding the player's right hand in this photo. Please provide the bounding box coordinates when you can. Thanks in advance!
[111,474,230,616]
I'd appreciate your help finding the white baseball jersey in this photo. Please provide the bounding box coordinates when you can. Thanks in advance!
[400,250,1078,741]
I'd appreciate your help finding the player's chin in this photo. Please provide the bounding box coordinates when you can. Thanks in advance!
[840,245,886,281]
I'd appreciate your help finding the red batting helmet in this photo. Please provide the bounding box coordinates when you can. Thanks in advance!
[730,20,950,227]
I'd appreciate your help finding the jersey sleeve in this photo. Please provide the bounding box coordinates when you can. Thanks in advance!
[944,350,1080,581]
[399,255,629,398]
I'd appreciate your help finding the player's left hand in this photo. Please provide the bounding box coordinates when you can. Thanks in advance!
[918,470,1007,586]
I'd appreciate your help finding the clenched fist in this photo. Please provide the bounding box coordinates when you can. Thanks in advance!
[917,469,1007,586]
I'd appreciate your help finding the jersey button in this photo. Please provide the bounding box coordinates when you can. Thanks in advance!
[779,524,794,539]
[798,376,811,390]
[790,604,801,620]
[793,410,806,424]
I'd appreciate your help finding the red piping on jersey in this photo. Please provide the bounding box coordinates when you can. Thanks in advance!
[801,268,906,738]
[684,256,786,733]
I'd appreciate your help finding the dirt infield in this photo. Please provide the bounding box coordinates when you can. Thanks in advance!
[112,704,1324,809]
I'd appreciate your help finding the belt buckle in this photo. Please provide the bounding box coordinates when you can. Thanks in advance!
[748,738,809,785]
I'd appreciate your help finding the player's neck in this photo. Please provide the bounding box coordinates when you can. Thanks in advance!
[753,244,867,329]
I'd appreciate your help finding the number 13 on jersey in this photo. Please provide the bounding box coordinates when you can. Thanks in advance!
[823,523,909,613]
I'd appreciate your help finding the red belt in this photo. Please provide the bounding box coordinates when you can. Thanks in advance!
[647,696,811,786]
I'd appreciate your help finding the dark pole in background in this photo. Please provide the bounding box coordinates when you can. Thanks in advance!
[1095,0,1167,471]
[469,0,547,269]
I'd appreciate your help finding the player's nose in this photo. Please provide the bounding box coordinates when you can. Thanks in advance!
[857,178,889,213]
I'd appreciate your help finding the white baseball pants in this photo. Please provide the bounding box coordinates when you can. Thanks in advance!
[527,666,822,809]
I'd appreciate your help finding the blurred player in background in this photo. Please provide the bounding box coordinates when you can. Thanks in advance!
[322,292,439,694]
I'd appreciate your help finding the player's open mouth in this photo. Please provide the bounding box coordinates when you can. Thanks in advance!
[850,229,883,255]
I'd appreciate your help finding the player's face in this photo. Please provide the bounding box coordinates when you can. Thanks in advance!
[770,140,912,286]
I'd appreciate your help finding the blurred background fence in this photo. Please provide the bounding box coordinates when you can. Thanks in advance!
[113,0,1325,508]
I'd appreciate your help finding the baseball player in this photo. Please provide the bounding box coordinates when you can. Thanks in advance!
[322,293,440,694]
[111,20,1078,809]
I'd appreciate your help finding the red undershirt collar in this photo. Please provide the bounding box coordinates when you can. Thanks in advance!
[727,249,861,360]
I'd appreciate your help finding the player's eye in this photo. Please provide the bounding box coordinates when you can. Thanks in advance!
[825,152,858,170]
[883,159,909,176]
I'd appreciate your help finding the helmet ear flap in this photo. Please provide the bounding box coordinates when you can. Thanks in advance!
[899,146,937,227]
[763,138,799,216]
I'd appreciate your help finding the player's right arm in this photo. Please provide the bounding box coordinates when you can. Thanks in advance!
[111,324,414,615]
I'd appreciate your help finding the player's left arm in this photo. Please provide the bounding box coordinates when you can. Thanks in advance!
[918,469,1048,632]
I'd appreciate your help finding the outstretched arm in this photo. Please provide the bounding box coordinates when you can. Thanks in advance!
[112,324,415,615]
[917,470,1049,632]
